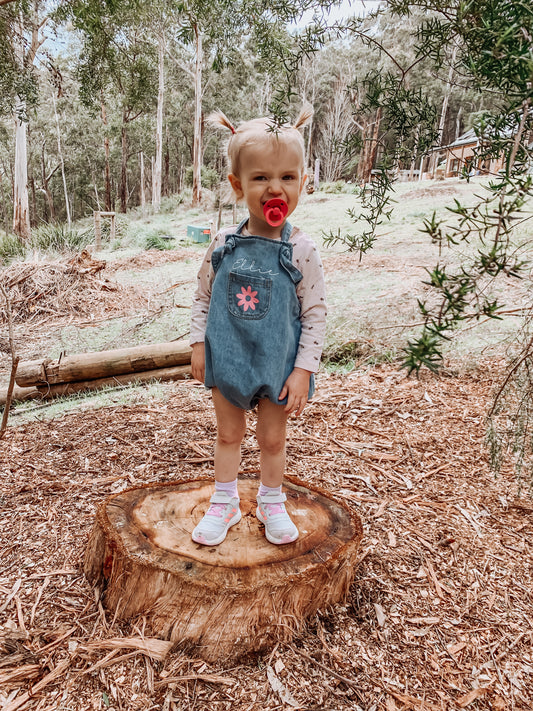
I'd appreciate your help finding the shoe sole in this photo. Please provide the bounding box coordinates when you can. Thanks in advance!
[256,507,299,545]
[192,509,242,546]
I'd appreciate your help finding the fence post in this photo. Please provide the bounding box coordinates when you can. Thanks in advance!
[94,211,102,249]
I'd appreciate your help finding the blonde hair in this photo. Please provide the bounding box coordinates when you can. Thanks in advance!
[208,107,313,178]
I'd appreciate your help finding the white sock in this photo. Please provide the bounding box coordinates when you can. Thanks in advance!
[258,483,282,497]
[215,479,239,500]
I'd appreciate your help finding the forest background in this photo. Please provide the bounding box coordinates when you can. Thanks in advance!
[0,0,486,231]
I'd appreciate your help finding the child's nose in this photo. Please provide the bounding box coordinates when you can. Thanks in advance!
[268,179,283,195]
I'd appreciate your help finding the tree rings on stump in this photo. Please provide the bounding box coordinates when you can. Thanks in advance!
[84,477,363,663]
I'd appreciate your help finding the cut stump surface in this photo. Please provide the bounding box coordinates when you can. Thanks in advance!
[84,477,363,662]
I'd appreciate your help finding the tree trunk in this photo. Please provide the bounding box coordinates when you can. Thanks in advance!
[192,24,203,207]
[455,106,463,142]
[356,119,368,183]
[120,113,128,213]
[429,46,457,177]
[163,126,170,196]
[151,33,165,212]
[313,157,320,192]
[29,170,37,227]
[12,13,31,241]
[408,124,421,181]
[40,139,57,220]
[16,339,192,387]
[84,477,363,663]
[139,151,146,215]
[13,105,30,240]
[362,107,382,183]
[52,91,71,225]
[101,92,112,212]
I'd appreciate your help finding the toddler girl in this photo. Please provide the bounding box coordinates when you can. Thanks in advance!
[190,108,327,546]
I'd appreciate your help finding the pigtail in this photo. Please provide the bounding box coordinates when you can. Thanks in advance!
[293,105,314,131]
[207,110,236,134]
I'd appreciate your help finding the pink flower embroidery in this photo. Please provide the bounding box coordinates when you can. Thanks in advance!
[236,285,259,312]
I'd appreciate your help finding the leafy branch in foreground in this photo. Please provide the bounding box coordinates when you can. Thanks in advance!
[323,157,395,256]
[396,0,533,372]
[403,103,533,373]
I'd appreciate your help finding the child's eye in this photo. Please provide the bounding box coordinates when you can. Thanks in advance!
[253,176,267,181]
[282,175,297,181]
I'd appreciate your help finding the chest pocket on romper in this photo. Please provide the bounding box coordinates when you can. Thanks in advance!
[228,271,272,320]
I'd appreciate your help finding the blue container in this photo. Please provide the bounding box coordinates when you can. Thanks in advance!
[187,225,211,243]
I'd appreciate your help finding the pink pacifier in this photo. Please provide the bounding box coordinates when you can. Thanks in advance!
[263,198,288,227]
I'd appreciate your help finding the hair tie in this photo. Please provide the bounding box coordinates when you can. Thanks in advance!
[230,124,236,134]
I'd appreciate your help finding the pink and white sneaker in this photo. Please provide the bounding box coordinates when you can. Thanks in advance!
[192,492,241,546]
[256,492,299,545]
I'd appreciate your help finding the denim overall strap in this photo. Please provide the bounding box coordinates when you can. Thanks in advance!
[204,220,314,410]
[277,221,303,287]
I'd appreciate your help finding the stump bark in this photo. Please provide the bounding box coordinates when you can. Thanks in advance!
[84,477,363,663]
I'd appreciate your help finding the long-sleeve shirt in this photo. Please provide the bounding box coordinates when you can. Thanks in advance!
[190,224,327,373]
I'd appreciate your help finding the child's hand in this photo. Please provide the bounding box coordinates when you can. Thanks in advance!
[279,367,312,416]
[191,342,206,383]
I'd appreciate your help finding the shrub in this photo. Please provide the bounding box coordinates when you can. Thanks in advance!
[30,223,94,253]
[158,194,184,213]
[184,166,220,190]
[0,232,26,264]
[144,234,175,250]
[320,181,359,194]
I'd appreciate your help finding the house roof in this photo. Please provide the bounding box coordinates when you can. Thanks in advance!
[445,128,477,148]
[426,128,478,153]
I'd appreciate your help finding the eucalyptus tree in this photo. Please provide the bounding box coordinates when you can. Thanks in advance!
[298,43,359,182]
[63,0,159,213]
[168,0,336,205]
[1,0,50,239]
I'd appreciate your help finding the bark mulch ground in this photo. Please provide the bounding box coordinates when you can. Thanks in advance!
[1,363,532,711]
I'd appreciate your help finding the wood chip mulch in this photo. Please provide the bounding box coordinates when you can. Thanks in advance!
[1,363,532,710]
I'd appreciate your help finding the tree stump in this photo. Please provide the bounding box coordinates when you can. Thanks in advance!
[84,477,363,663]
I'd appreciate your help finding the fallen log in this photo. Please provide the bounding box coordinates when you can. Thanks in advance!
[15,339,192,387]
[84,477,363,663]
[0,384,42,407]
[1,364,191,406]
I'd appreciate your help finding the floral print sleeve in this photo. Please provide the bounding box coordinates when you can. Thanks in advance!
[291,229,327,373]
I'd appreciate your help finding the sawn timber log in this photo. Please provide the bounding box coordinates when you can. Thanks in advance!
[15,339,192,387]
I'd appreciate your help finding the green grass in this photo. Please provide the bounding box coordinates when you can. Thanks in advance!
[9,379,186,426]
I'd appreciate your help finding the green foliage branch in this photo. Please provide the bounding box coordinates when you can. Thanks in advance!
[315,1,532,377]
[396,1,533,374]
[322,0,533,487]
[0,1,40,117]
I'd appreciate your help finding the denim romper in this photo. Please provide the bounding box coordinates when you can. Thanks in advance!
[204,219,315,410]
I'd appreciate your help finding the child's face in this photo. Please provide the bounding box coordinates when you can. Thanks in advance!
[228,139,306,234]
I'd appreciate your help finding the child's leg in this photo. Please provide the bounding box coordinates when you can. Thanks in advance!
[191,388,245,546]
[212,387,247,485]
[255,399,298,545]
[255,398,288,488]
